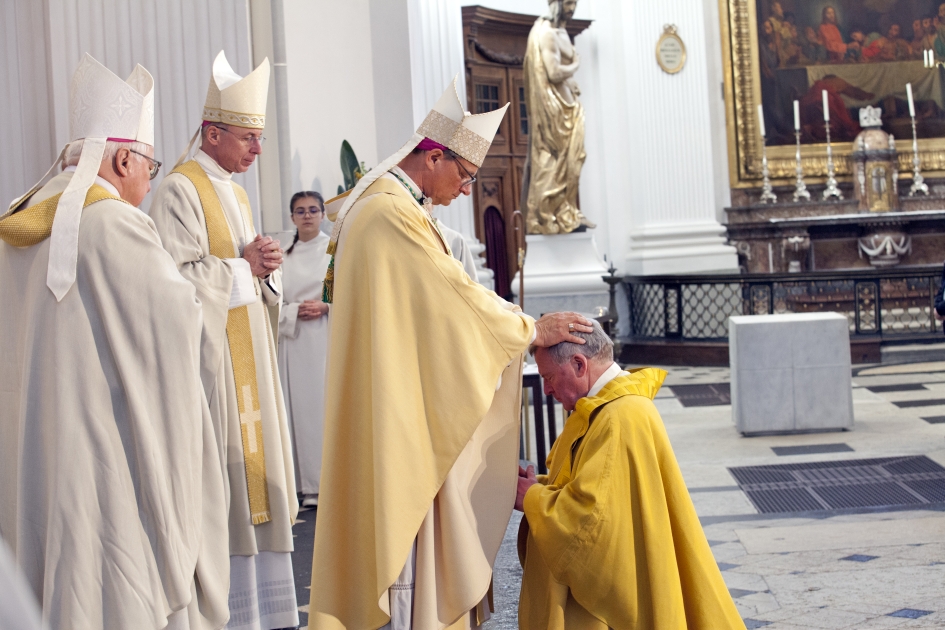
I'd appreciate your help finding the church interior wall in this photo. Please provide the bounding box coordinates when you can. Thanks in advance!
[282,0,381,202]
[0,0,261,224]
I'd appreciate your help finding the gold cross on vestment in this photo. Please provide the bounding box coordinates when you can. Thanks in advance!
[240,385,262,454]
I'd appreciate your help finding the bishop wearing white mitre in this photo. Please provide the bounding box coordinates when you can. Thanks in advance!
[0,54,229,630]
[150,51,299,630]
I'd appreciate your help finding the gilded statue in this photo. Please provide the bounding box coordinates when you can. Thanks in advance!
[522,0,593,234]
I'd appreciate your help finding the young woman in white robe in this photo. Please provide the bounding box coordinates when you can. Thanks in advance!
[278,192,332,507]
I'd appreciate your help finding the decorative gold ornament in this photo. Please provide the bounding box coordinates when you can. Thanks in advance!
[656,25,687,74]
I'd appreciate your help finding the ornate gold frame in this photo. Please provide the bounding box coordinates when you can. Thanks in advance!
[719,0,945,188]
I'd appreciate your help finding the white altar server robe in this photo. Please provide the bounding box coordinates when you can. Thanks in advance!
[278,231,332,496]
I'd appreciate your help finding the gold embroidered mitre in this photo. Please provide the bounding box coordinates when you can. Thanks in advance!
[417,77,508,168]
[203,50,270,129]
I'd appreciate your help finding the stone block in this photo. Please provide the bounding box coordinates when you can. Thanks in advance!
[729,313,853,435]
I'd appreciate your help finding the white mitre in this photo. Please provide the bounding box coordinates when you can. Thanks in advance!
[326,76,508,249]
[203,50,270,129]
[173,51,270,169]
[10,53,154,301]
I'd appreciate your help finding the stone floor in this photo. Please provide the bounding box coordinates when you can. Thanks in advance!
[292,360,945,629]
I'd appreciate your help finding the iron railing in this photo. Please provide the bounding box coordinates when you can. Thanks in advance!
[625,265,943,341]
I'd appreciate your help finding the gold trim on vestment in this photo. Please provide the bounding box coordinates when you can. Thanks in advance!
[202,107,266,130]
[173,160,271,525]
[0,185,124,247]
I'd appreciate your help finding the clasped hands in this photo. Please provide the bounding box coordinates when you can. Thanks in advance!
[515,465,538,512]
[243,234,283,277]
[298,300,329,321]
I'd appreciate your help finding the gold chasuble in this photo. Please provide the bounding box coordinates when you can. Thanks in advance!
[520,369,745,629]
[310,177,535,629]
[172,160,270,524]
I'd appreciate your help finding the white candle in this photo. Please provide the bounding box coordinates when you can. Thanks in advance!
[926,49,932,67]
[822,90,830,122]
[907,82,915,118]
[793,100,800,131]
[757,104,766,137]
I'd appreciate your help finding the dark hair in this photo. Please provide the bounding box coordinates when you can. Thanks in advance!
[410,146,457,159]
[286,191,325,255]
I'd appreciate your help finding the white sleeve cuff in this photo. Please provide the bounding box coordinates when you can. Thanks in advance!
[228,258,257,309]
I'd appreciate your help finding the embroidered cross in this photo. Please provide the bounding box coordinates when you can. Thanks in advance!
[240,385,262,454]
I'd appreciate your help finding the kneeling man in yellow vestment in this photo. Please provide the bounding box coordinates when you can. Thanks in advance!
[518,322,745,629]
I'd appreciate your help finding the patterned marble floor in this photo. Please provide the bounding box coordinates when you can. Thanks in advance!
[292,359,945,629]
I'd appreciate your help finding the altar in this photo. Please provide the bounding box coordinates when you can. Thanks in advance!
[726,186,945,273]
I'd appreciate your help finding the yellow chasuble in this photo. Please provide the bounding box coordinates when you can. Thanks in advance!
[171,160,271,524]
[310,177,535,629]
[521,369,745,629]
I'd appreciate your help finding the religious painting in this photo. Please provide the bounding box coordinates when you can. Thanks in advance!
[721,0,945,187]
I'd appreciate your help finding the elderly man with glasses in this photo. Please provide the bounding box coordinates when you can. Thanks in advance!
[0,54,229,630]
[150,51,300,630]
[309,77,594,630]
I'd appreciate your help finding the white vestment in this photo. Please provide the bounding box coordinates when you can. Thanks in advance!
[277,232,332,498]
[149,151,299,630]
[436,221,478,281]
[0,171,230,630]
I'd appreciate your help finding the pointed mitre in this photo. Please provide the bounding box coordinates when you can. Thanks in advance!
[41,54,155,301]
[417,77,508,168]
[203,51,270,129]
[326,76,508,235]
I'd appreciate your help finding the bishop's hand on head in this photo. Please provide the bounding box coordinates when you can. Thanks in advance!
[533,311,595,347]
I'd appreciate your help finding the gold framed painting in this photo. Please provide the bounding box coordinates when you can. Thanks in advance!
[720,0,945,188]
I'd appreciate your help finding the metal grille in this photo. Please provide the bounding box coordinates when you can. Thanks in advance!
[682,283,741,338]
[879,277,934,334]
[625,266,940,342]
[729,456,945,514]
[629,283,665,337]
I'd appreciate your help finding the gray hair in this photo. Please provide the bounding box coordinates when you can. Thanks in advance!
[64,139,152,168]
[531,319,614,364]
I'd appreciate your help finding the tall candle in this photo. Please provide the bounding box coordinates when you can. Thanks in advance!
[907,82,915,118]
[757,104,766,137]
[822,90,830,122]
[793,100,800,131]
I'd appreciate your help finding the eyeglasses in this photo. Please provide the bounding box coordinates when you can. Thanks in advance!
[128,149,162,180]
[212,125,266,147]
[447,150,477,188]
[293,207,324,217]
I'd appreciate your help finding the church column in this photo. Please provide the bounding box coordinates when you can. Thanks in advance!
[581,0,737,276]
[406,0,494,288]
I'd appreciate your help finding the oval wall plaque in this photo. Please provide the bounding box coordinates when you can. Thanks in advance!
[656,24,686,74]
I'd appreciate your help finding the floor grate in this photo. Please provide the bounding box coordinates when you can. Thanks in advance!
[729,456,945,514]
[893,398,945,408]
[866,383,928,393]
[668,383,730,407]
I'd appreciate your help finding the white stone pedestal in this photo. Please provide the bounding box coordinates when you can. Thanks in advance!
[729,313,854,436]
[512,231,609,318]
